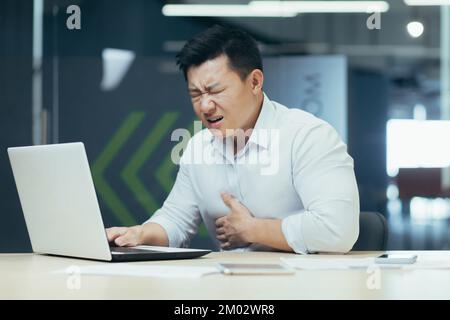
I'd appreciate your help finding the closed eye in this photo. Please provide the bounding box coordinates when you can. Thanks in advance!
[189,86,225,99]
[210,88,224,95]
[190,92,201,99]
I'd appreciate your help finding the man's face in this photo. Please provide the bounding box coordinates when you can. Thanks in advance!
[187,54,258,137]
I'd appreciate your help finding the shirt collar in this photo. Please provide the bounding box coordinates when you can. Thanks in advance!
[247,92,275,149]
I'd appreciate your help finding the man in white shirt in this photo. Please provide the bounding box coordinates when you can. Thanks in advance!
[106,25,359,254]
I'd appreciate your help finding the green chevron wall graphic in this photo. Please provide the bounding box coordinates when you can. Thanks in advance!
[121,112,179,215]
[91,112,208,237]
[91,112,145,226]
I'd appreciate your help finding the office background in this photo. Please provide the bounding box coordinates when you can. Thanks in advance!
[1,0,449,252]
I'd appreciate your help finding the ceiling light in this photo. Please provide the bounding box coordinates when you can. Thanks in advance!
[407,21,424,38]
[249,1,390,13]
[405,0,450,5]
[162,1,390,17]
[162,4,296,17]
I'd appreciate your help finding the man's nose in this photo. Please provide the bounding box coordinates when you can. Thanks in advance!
[199,94,215,114]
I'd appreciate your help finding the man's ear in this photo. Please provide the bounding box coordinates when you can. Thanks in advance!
[248,69,264,94]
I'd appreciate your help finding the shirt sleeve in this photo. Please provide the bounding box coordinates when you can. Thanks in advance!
[281,121,360,254]
[143,141,202,248]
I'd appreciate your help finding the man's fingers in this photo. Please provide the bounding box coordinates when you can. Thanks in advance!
[114,236,127,247]
[215,216,226,228]
[216,234,227,242]
[114,236,127,246]
[105,228,116,241]
[221,193,239,209]
[106,227,127,242]
[216,227,226,235]
[114,233,134,247]
[220,242,231,249]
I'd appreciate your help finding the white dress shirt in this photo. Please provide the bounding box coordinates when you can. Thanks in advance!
[145,93,359,254]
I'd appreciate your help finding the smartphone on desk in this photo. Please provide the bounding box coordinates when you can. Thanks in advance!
[375,254,417,264]
[216,262,295,275]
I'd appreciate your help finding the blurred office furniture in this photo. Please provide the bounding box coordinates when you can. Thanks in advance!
[352,211,389,251]
[396,167,450,199]
[392,167,450,250]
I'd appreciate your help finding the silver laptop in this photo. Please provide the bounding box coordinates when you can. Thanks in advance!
[7,142,211,262]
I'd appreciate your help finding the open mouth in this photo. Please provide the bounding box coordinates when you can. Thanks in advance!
[206,116,224,124]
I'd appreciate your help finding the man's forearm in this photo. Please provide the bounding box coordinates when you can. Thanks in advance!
[247,218,293,252]
[140,222,169,247]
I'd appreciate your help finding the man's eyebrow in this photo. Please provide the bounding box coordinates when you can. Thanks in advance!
[188,82,221,93]
[206,82,221,90]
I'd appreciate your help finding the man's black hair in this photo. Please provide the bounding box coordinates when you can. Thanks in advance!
[176,24,263,81]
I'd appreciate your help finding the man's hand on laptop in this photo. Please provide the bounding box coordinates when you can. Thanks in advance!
[106,226,143,247]
[106,223,170,247]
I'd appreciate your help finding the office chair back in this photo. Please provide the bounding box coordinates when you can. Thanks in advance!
[352,211,388,251]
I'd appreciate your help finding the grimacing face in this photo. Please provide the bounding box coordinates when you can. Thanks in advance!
[187,54,263,138]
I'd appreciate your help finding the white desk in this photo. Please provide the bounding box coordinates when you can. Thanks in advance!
[1,251,450,299]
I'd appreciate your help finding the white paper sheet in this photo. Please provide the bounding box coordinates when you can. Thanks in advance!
[280,257,378,270]
[403,260,450,270]
[53,264,220,278]
[280,256,450,270]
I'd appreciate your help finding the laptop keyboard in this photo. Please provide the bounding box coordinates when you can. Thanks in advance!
[110,246,160,254]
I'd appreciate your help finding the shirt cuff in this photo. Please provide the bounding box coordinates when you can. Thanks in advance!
[281,213,309,254]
